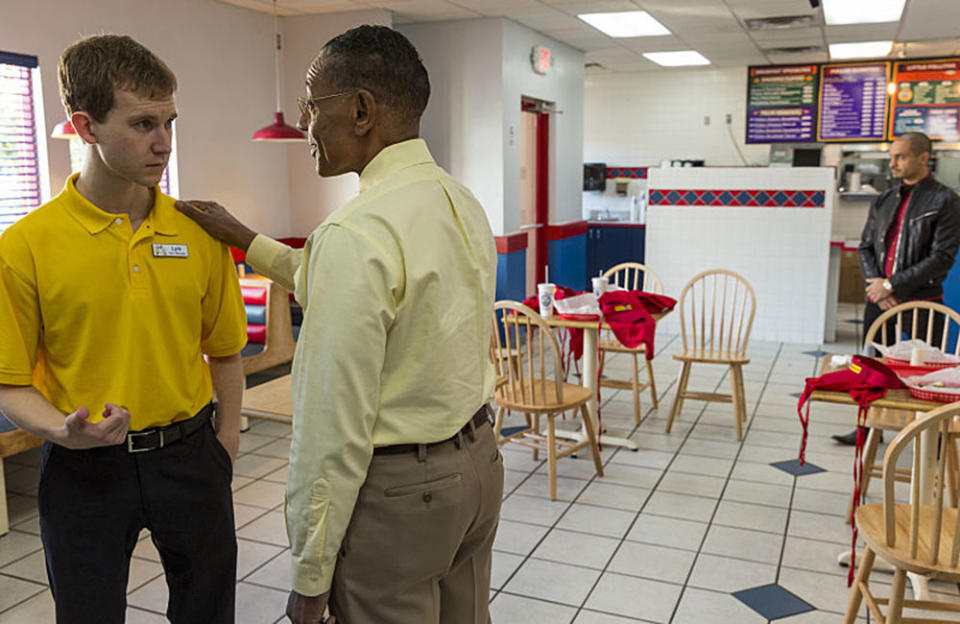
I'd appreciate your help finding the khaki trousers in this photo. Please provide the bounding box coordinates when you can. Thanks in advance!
[330,419,504,624]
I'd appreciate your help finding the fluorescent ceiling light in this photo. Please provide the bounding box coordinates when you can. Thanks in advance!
[829,41,894,59]
[643,51,710,67]
[578,11,671,37]
[823,0,905,25]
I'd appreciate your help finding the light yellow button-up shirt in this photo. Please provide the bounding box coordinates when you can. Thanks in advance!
[246,138,497,595]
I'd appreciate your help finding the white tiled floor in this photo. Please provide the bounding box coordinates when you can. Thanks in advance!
[2,303,960,622]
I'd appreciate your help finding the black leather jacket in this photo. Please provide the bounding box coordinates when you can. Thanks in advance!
[859,176,960,300]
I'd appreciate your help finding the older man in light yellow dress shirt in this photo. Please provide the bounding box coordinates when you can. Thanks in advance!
[178,25,502,624]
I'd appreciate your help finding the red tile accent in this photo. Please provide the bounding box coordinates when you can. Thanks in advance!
[495,231,528,254]
[545,220,588,240]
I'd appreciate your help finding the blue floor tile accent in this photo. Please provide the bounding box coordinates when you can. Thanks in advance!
[802,349,828,358]
[790,392,803,398]
[500,426,527,437]
[770,458,826,476]
[733,583,816,619]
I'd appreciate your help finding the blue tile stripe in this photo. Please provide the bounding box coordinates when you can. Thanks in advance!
[648,188,826,208]
[605,166,648,179]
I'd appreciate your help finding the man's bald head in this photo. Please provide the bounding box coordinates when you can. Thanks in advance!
[896,132,933,157]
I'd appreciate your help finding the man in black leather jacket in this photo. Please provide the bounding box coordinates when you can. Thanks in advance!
[834,132,960,445]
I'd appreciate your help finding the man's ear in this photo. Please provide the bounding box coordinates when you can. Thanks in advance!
[70,111,97,145]
[353,89,376,137]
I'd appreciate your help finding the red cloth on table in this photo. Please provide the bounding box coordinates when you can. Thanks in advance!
[795,355,905,585]
[598,291,676,360]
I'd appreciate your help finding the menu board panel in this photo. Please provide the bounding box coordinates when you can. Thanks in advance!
[746,65,818,143]
[890,58,960,140]
[817,62,890,142]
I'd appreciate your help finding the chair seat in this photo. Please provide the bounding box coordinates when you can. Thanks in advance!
[673,349,750,365]
[599,337,648,354]
[856,503,960,580]
[495,381,593,413]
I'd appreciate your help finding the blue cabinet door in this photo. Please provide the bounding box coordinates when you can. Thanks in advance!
[587,225,647,289]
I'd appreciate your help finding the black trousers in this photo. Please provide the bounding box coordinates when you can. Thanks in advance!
[38,420,236,624]
[863,299,945,352]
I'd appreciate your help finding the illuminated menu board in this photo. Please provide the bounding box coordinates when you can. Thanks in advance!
[746,64,818,143]
[817,62,890,142]
[890,58,960,141]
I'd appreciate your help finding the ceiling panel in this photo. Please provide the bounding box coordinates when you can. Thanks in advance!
[725,0,819,20]
[899,0,960,41]
[542,0,641,14]
[284,0,368,9]
[447,0,543,15]
[748,26,822,45]
[824,23,900,43]
[364,0,481,22]
[617,35,689,53]
[899,39,960,59]
[213,0,960,74]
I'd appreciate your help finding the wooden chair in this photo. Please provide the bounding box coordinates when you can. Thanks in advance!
[0,427,43,536]
[239,277,296,431]
[847,301,960,523]
[598,263,664,425]
[665,269,756,441]
[845,402,960,623]
[490,301,604,500]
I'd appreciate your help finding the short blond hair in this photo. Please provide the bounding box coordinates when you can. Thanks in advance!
[58,34,177,123]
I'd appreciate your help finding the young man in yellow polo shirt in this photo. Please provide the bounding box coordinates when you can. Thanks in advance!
[0,35,247,623]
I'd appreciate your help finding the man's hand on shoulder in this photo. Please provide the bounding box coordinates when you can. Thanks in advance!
[58,403,130,449]
[175,200,258,252]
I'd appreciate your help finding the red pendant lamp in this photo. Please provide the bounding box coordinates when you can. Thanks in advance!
[252,0,305,142]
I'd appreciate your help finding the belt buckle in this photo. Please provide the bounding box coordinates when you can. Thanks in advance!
[127,429,163,453]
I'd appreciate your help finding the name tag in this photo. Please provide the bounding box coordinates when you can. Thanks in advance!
[152,244,189,258]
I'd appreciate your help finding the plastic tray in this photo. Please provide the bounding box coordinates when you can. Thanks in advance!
[907,384,960,403]
[556,313,600,321]
[884,356,958,370]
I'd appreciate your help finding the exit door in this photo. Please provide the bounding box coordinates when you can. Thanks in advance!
[520,97,550,296]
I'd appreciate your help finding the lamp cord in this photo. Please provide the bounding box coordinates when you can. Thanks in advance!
[273,0,282,113]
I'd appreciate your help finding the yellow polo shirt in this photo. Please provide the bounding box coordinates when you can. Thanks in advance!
[0,173,247,431]
[246,138,498,596]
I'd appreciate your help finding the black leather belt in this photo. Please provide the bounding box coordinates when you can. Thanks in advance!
[126,404,214,453]
[373,406,491,456]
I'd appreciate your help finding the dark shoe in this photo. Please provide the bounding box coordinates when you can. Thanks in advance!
[832,428,882,446]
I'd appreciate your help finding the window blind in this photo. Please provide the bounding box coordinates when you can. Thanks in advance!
[0,51,40,234]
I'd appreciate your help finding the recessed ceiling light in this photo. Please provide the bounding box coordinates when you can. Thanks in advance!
[643,51,710,67]
[578,11,671,38]
[828,41,894,59]
[823,0,905,25]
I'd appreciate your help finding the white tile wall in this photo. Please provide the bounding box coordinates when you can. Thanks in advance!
[647,167,834,344]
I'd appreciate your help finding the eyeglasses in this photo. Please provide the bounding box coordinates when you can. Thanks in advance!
[296,91,356,117]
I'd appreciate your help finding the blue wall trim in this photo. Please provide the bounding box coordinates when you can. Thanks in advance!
[496,248,526,303]
[549,233,587,292]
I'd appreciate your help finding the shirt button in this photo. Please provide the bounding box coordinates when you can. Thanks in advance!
[114,217,123,225]
[422,492,432,503]
[133,265,140,273]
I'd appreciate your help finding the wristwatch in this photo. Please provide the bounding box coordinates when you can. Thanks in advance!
[882,279,893,292]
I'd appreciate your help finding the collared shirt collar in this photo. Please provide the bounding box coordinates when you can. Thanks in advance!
[61,172,177,235]
[358,138,434,193]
